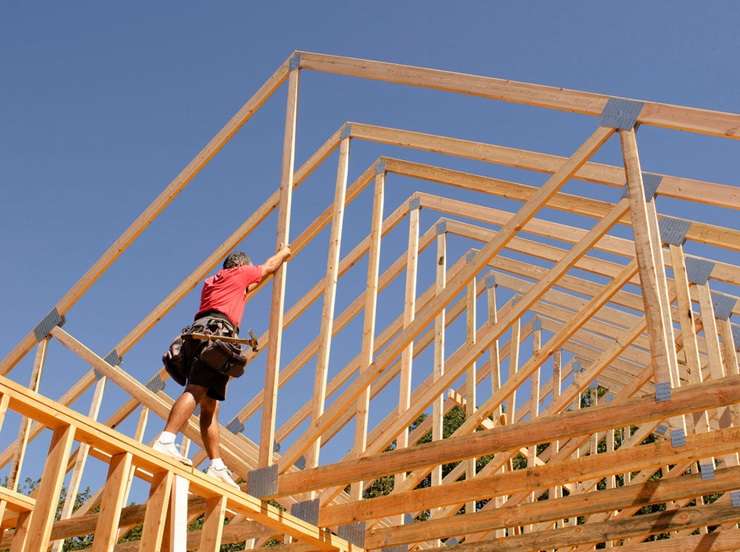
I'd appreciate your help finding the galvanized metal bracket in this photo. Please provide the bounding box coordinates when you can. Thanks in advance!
[654,424,669,436]
[290,498,319,525]
[404,513,414,525]
[294,455,306,470]
[671,428,687,448]
[485,272,497,289]
[226,417,244,434]
[247,464,278,498]
[655,382,671,402]
[145,375,166,393]
[731,491,740,507]
[600,98,644,129]
[589,379,599,391]
[33,307,65,341]
[340,123,352,140]
[641,172,663,201]
[712,293,737,321]
[436,221,447,235]
[466,250,477,264]
[408,196,421,210]
[104,350,122,367]
[685,257,715,285]
[288,52,301,70]
[699,461,715,480]
[375,159,386,174]
[658,216,691,246]
[338,521,366,548]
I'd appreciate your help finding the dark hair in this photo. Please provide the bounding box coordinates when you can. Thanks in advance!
[223,251,252,269]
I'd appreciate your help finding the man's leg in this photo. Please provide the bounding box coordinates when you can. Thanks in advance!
[199,397,221,460]
[163,384,207,434]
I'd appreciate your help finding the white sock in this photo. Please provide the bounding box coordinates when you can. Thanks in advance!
[210,458,225,470]
[159,431,176,444]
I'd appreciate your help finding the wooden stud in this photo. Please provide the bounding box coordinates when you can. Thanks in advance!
[92,452,133,552]
[24,424,76,552]
[306,135,350,474]
[259,64,300,467]
[139,471,174,552]
[431,231,446,492]
[198,496,227,552]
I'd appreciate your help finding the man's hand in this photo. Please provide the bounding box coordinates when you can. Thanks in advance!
[261,244,292,276]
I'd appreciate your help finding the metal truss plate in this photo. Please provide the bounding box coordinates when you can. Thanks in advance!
[294,455,306,470]
[465,250,477,264]
[338,521,366,547]
[685,257,714,285]
[33,307,65,341]
[340,123,352,140]
[600,98,644,129]
[104,349,122,366]
[641,172,663,201]
[375,159,386,174]
[289,53,301,70]
[671,428,686,448]
[436,221,447,235]
[658,216,691,246]
[145,375,166,393]
[712,293,737,321]
[655,382,671,402]
[485,272,496,289]
[732,491,740,507]
[408,196,421,210]
[699,461,715,480]
[654,424,669,436]
[290,498,319,525]
[247,464,278,498]
[226,417,244,434]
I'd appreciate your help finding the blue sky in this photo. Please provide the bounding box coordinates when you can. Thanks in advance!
[1,2,738,497]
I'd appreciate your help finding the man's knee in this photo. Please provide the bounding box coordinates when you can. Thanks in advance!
[199,397,218,420]
[184,384,207,402]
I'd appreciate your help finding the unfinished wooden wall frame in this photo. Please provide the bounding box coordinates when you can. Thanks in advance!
[0,51,737,551]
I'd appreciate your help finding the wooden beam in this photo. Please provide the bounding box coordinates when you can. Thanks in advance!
[363,464,740,547]
[298,51,740,139]
[351,170,384,500]
[276,374,740,496]
[139,471,174,552]
[306,135,350,473]
[92,452,133,552]
[431,230,446,494]
[24,424,76,551]
[198,496,227,552]
[277,125,615,472]
[260,63,301,467]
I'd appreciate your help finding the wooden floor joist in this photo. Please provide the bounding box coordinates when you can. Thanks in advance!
[1,52,737,550]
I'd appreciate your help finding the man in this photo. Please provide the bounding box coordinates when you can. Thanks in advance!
[154,246,291,488]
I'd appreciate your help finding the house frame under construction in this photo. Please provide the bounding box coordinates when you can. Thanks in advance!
[0,51,739,551]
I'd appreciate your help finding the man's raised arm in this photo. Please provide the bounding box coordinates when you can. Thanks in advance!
[260,245,292,277]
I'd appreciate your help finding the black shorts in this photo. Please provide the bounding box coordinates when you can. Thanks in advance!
[185,310,237,401]
[187,358,229,401]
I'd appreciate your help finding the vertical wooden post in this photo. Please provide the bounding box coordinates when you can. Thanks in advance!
[92,452,133,552]
[464,256,477,514]
[717,318,738,376]
[431,229,446,494]
[506,316,521,423]
[24,424,76,552]
[486,274,502,409]
[527,320,542,515]
[550,349,562,525]
[198,496,227,552]
[53,374,108,552]
[351,168,385,500]
[395,199,420,501]
[306,136,350,474]
[170,476,190,551]
[259,59,300,467]
[0,393,8,433]
[619,128,678,400]
[8,511,30,552]
[140,471,174,552]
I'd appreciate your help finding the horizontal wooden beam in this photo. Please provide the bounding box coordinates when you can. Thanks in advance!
[297,51,740,140]
[0,486,34,514]
[0,373,358,551]
[275,374,740,496]
[365,464,740,547]
[324,426,740,529]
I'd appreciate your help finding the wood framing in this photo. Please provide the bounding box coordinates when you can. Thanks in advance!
[1,51,737,550]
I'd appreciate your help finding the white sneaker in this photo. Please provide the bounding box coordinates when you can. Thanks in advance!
[205,465,240,490]
[153,439,193,466]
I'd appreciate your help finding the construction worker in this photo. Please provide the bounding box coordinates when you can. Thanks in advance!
[154,247,291,488]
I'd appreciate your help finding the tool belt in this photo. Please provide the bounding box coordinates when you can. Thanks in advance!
[162,312,250,385]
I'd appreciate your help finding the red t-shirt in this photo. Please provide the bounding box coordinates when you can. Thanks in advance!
[196,264,263,328]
